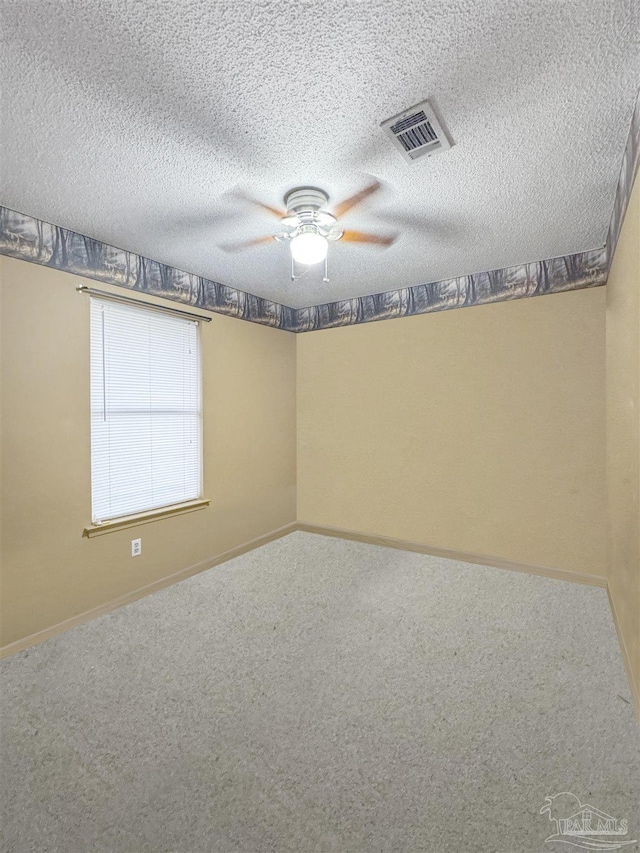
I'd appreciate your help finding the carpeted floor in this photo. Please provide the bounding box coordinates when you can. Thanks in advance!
[1,531,638,853]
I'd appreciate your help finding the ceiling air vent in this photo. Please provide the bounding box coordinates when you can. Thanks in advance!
[381,99,451,163]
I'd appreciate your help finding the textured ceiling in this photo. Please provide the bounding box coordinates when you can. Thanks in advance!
[1,1,639,309]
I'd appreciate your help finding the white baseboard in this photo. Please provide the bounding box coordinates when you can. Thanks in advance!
[296,521,608,587]
[3,519,636,724]
[606,585,640,723]
[296,522,638,721]
[0,521,297,660]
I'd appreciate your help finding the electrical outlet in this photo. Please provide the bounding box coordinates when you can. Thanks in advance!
[131,538,142,557]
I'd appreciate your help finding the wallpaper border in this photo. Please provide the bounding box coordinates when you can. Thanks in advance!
[293,87,639,333]
[0,209,296,331]
[605,87,640,265]
[1,91,637,333]
[291,248,608,332]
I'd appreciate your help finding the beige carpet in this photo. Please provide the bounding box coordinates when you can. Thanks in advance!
[1,531,638,852]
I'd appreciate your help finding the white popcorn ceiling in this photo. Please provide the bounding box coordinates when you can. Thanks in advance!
[1,0,639,309]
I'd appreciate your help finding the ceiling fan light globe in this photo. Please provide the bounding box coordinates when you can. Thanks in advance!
[290,231,328,266]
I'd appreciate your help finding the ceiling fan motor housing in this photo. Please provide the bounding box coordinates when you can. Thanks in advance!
[282,187,339,239]
[284,186,329,217]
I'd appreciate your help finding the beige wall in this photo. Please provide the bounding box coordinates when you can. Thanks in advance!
[606,177,640,700]
[0,244,618,649]
[297,287,606,576]
[0,256,296,647]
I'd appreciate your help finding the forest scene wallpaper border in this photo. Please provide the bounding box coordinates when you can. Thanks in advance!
[1,91,638,334]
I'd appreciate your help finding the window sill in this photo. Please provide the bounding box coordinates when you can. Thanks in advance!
[83,499,210,538]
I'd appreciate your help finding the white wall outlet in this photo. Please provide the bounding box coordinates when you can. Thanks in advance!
[131,538,142,557]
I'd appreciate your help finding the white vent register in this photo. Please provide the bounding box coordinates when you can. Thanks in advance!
[381,99,451,162]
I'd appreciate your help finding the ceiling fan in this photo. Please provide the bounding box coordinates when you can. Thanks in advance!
[220,181,396,281]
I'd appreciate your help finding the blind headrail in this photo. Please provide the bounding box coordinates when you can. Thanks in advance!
[76,285,212,322]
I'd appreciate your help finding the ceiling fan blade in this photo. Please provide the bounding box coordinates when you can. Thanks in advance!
[341,229,396,247]
[231,190,287,219]
[371,211,464,241]
[332,180,381,219]
[219,234,277,252]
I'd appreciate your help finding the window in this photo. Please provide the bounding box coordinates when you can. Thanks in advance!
[90,298,202,524]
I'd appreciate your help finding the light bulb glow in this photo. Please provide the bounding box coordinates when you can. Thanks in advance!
[290,230,328,265]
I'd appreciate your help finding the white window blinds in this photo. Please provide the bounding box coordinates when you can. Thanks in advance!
[90,298,202,523]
